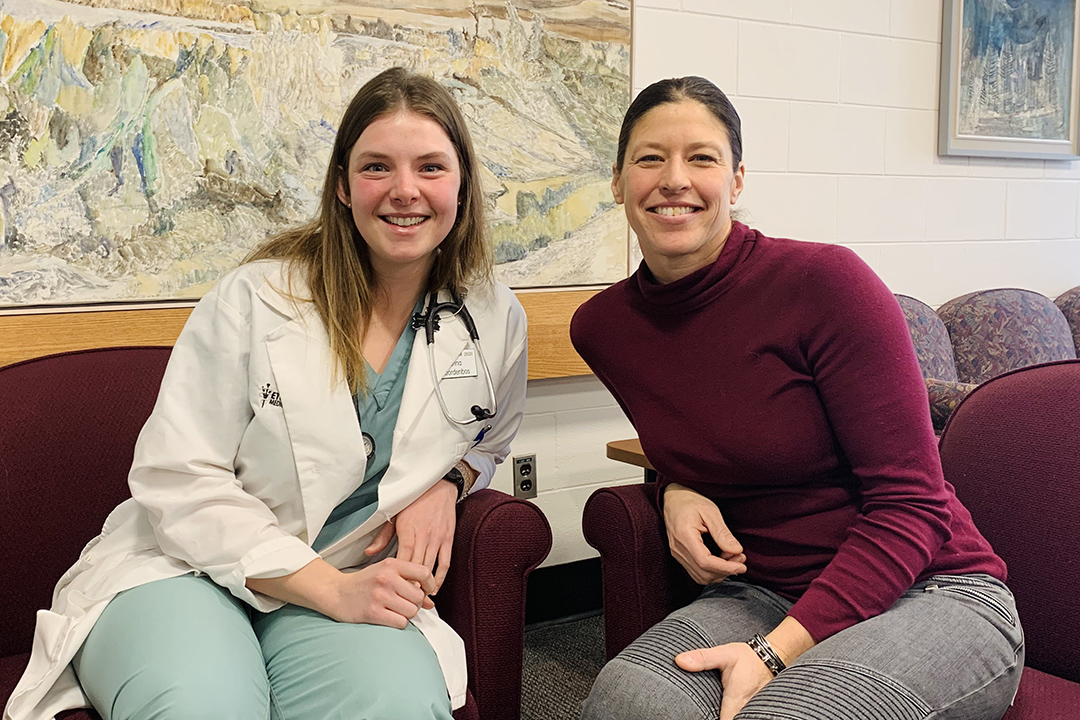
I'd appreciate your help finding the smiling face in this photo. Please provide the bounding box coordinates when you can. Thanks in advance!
[613,99,745,284]
[337,109,461,280]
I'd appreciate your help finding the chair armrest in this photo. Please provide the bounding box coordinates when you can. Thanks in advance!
[926,377,978,435]
[439,489,552,720]
[582,483,698,660]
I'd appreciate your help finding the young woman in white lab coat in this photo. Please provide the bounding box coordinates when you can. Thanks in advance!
[4,67,528,720]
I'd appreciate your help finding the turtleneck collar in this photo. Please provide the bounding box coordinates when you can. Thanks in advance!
[631,221,756,313]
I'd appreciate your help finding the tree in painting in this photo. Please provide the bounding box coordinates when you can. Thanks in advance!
[958,0,1075,140]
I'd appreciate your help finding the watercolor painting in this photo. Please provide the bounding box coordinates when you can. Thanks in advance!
[958,0,1074,139]
[0,0,630,307]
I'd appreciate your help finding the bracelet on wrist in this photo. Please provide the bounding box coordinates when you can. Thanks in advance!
[457,460,478,494]
[746,633,787,677]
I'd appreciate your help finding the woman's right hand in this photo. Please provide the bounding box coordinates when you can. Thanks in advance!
[328,558,436,627]
[663,483,747,585]
[247,556,435,628]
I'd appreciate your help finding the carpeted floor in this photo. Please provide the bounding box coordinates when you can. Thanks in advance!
[521,613,606,720]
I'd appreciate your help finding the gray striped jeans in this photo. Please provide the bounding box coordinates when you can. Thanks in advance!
[581,575,1023,720]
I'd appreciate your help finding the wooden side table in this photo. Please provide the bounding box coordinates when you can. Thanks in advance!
[605,438,657,482]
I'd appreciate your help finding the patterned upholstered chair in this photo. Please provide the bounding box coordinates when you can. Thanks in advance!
[936,289,1076,385]
[0,348,550,720]
[939,360,1080,719]
[1054,285,1080,355]
[894,294,977,434]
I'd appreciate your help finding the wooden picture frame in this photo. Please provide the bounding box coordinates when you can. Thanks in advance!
[939,0,1080,159]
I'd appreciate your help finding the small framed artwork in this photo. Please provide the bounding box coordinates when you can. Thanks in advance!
[939,0,1080,159]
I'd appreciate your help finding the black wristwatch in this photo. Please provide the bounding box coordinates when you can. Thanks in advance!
[442,465,466,500]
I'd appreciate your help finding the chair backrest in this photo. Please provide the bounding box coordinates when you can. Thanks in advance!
[895,294,959,381]
[0,347,171,658]
[1054,285,1080,355]
[938,360,1080,683]
[936,289,1077,384]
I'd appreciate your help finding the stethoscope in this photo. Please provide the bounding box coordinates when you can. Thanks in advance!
[411,288,498,428]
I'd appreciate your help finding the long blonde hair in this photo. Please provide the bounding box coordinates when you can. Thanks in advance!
[247,67,492,392]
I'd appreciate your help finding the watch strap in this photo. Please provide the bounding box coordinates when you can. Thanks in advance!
[442,466,466,500]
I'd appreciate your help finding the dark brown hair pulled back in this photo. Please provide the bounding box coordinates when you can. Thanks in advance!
[615,76,743,172]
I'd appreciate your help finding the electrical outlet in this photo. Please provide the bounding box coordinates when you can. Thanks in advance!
[513,454,537,499]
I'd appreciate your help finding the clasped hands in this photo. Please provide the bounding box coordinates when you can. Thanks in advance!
[663,483,812,720]
[354,475,460,627]
[251,477,459,630]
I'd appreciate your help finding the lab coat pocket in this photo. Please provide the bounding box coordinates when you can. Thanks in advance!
[34,608,72,664]
[29,610,73,665]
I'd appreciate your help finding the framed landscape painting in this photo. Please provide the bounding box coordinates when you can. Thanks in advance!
[0,0,630,309]
[939,0,1080,159]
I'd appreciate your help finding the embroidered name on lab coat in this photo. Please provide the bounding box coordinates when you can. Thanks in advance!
[443,347,479,379]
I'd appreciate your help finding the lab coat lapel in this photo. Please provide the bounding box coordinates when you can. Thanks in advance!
[262,304,366,542]
[370,303,471,516]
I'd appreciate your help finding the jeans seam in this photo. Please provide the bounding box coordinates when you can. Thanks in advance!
[736,710,805,720]
[619,616,723,720]
[936,585,1015,625]
[618,653,719,720]
[927,573,999,588]
[791,658,933,715]
[925,648,1023,718]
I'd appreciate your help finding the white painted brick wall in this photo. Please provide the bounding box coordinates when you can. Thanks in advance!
[517,0,1080,568]
[490,376,639,567]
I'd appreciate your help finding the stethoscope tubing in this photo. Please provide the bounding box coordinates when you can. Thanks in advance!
[421,290,498,426]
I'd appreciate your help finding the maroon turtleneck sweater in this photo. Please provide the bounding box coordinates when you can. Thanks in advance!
[571,222,1005,641]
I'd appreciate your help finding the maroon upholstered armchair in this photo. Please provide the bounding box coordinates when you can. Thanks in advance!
[938,359,1080,719]
[0,347,550,720]
[582,482,700,660]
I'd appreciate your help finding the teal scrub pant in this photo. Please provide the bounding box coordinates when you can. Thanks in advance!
[71,574,455,720]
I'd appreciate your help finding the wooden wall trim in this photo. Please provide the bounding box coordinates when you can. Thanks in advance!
[516,289,599,379]
[0,307,194,369]
[0,289,600,379]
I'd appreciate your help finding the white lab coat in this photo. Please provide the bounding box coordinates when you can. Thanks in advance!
[4,260,529,720]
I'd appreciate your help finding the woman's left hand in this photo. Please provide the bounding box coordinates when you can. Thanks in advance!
[676,642,773,720]
[366,479,459,594]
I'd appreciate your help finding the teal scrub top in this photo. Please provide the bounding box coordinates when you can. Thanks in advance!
[312,306,419,552]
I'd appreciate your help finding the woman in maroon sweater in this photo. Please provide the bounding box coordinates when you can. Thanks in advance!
[572,77,1023,720]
